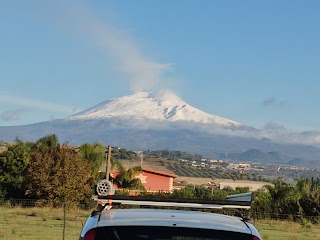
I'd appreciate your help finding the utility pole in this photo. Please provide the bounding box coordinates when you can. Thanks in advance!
[105,145,112,181]
[140,151,143,169]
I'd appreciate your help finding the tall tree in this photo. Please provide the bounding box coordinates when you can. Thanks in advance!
[25,144,93,205]
[295,178,320,219]
[251,191,272,218]
[264,177,301,216]
[78,143,106,181]
[0,139,32,197]
[34,134,59,149]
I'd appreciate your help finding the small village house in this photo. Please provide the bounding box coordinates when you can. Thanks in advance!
[111,168,178,193]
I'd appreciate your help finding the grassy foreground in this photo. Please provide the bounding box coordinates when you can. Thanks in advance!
[255,219,320,240]
[0,206,320,240]
[0,206,88,240]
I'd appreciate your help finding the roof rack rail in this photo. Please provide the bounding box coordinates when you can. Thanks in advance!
[226,192,255,202]
[91,192,254,216]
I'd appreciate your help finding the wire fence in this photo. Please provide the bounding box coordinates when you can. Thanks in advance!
[0,198,319,239]
[2,198,319,222]
[1,198,93,209]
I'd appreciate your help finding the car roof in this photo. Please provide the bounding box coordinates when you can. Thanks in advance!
[87,208,253,234]
[80,192,262,239]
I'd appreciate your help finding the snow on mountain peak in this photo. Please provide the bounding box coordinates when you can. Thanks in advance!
[154,90,184,104]
[69,91,243,127]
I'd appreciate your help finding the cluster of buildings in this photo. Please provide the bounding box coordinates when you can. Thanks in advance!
[179,158,311,173]
[180,158,225,169]
[179,158,254,173]
[251,163,309,171]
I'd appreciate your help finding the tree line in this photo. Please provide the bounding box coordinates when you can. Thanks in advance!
[1,135,320,222]
[0,135,143,204]
[0,135,102,204]
[251,177,320,222]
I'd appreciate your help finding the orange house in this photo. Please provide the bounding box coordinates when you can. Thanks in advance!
[111,168,178,193]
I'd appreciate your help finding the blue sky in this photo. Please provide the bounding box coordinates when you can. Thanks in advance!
[0,1,319,132]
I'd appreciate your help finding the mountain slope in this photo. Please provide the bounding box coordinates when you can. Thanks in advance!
[1,91,320,165]
[69,91,243,127]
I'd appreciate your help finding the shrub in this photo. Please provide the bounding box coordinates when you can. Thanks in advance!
[300,218,312,229]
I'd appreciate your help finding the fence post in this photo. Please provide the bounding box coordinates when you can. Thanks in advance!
[63,201,66,240]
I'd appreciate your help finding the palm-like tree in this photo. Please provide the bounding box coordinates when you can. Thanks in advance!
[112,165,145,190]
[79,144,145,191]
[265,177,300,215]
[295,178,320,218]
[79,143,106,181]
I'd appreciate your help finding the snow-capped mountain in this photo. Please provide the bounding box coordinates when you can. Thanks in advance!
[69,91,243,128]
[1,91,320,166]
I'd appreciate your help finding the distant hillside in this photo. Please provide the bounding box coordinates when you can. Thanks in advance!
[113,148,320,181]
[227,149,283,162]
[136,148,320,168]
[226,149,320,168]
[113,149,269,182]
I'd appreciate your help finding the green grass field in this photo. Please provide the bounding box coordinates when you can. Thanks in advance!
[0,206,319,240]
[256,219,320,240]
[0,206,88,240]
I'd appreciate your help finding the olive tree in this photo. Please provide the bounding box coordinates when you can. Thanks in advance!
[0,139,32,198]
[25,144,93,205]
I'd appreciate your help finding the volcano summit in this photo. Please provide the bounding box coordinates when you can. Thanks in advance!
[69,91,242,128]
[1,91,320,164]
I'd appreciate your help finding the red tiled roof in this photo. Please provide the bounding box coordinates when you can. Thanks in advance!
[141,168,178,178]
[111,168,177,178]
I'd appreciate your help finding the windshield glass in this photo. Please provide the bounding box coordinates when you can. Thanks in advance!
[95,226,251,240]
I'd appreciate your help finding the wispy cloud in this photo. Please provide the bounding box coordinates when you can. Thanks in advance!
[262,96,285,107]
[0,93,74,113]
[0,108,25,121]
[264,121,286,130]
[1,1,175,124]
[55,2,173,92]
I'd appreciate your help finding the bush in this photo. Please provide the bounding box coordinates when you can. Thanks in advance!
[300,218,312,229]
